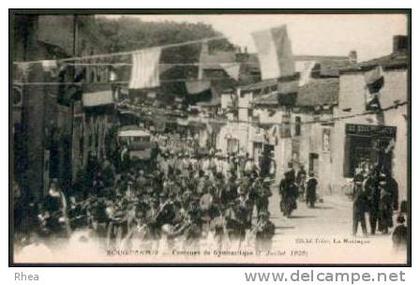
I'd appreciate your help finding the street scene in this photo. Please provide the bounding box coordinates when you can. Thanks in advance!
[11,13,409,264]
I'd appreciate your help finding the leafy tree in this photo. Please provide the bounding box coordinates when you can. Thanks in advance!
[92,16,236,102]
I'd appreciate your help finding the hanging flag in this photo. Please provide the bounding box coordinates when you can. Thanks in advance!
[251,25,295,80]
[364,66,384,111]
[129,48,162,89]
[41,60,58,73]
[299,61,316,86]
[269,124,280,145]
[322,128,331,152]
[220,63,241,80]
[15,62,32,81]
[185,80,213,105]
[385,138,395,154]
[365,65,384,92]
[270,124,277,137]
[185,80,211,94]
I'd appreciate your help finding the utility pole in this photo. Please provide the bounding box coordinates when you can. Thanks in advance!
[70,14,78,183]
[73,15,78,57]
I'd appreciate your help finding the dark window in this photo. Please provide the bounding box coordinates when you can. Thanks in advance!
[79,136,84,161]
[248,108,253,118]
[295,116,301,136]
[281,114,291,138]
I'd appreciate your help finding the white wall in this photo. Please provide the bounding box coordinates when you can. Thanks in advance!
[332,69,408,199]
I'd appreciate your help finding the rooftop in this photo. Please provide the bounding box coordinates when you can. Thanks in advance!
[296,78,339,107]
[199,50,236,69]
[251,92,279,106]
[251,77,339,108]
[196,94,221,107]
[341,50,408,73]
[294,55,349,61]
[240,78,279,92]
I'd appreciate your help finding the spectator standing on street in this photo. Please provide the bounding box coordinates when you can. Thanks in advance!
[364,168,380,235]
[353,172,368,236]
[306,171,318,208]
[296,165,307,201]
[254,211,275,252]
[392,215,407,250]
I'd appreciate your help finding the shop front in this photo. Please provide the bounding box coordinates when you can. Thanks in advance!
[343,123,396,177]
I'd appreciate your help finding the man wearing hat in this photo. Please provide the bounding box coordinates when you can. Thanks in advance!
[279,171,298,218]
[255,177,273,216]
[233,186,253,238]
[392,215,407,250]
[214,152,224,175]
[296,165,307,201]
[306,171,318,208]
[364,168,380,235]
[149,191,177,236]
[219,154,230,178]
[220,175,238,208]
[384,171,399,211]
[254,211,276,252]
[224,201,241,240]
[378,174,393,234]
[244,154,260,178]
[352,172,368,236]
[40,179,70,238]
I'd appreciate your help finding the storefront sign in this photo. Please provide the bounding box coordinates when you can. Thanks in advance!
[345,124,396,138]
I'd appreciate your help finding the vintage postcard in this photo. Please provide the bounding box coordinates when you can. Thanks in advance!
[10,10,410,265]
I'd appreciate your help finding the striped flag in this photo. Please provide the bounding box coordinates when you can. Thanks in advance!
[220,63,241,80]
[299,61,317,86]
[129,48,162,89]
[364,66,384,111]
[252,25,295,80]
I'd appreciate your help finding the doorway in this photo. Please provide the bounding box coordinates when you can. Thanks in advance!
[309,153,319,176]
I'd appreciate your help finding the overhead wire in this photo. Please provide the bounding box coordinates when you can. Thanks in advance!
[12,35,227,66]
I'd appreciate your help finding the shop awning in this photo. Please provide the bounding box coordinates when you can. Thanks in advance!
[118,129,150,137]
[82,90,114,107]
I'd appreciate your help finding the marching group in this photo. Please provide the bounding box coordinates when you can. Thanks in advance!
[14,139,407,254]
[14,141,324,253]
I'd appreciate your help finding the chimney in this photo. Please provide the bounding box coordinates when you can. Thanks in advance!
[348,50,357,64]
[393,35,408,53]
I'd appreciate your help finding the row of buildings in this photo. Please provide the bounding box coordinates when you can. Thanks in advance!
[11,14,409,203]
[192,35,408,200]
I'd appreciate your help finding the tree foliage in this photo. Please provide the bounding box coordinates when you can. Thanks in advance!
[94,16,235,62]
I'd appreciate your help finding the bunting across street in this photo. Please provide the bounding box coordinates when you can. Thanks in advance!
[129,48,162,89]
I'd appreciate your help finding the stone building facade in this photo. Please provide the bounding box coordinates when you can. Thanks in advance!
[332,37,408,199]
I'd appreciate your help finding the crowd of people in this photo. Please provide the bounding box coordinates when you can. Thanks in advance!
[151,131,199,155]
[351,165,406,244]
[13,137,407,254]
[14,147,285,253]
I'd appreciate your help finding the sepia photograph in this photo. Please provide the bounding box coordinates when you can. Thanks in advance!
[9,9,410,265]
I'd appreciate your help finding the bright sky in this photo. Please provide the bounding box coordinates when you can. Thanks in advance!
[102,14,407,61]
